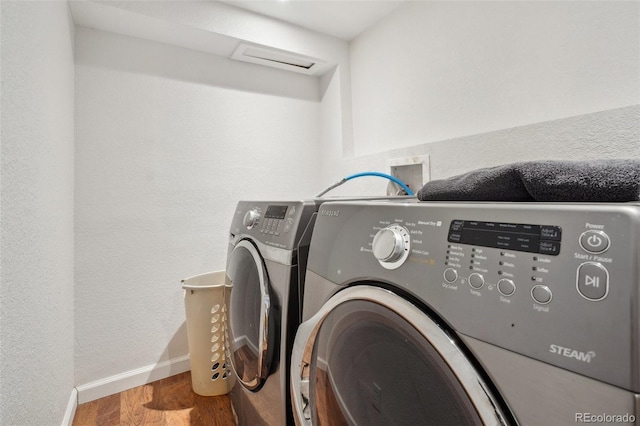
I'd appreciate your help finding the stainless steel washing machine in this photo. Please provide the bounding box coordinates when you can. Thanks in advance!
[291,199,640,425]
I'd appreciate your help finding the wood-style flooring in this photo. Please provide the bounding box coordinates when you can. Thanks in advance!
[72,371,236,425]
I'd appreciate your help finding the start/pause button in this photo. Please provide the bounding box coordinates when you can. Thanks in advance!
[577,262,609,301]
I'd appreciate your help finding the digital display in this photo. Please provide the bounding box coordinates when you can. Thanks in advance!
[448,220,561,255]
[265,205,288,220]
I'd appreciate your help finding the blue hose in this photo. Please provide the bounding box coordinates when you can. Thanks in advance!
[316,171,414,197]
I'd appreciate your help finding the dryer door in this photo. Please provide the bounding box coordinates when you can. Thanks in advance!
[291,286,510,426]
[226,240,273,391]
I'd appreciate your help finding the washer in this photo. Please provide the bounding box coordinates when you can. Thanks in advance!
[226,198,406,425]
[291,200,640,425]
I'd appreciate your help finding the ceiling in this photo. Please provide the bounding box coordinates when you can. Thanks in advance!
[217,0,405,40]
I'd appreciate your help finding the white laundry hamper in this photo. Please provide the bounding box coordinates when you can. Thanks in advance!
[182,271,234,396]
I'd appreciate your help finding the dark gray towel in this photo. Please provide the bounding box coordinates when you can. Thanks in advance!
[417,159,640,202]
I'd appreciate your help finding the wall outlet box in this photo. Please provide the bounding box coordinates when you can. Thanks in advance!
[388,155,430,195]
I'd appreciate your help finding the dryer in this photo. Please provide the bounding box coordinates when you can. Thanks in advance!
[226,197,407,425]
[291,200,640,425]
[226,200,317,425]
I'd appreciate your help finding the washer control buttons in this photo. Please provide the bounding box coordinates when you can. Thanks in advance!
[540,226,562,240]
[497,279,516,296]
[259,217,284,235]
[579,230,610,254]
[443,268,458,283]
[531,285,552,304]
[538,241,560,255]
[468,273,485,289]
[576,262,609,301]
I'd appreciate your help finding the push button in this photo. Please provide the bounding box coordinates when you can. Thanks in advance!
[531,285,552,304]
[443,268,458,283]
[448,232,462,243]
[468,273,484,289]
[450,220,464,232]
[497,279,516,296]
[579,230,610,254]
[538,241,560,255]
[576,262,609,301]
[540,226,562,241]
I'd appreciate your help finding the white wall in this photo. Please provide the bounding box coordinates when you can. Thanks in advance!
[74,27,321,390]
[348,1,639,159]
[70,0,355,156]
[0,1,76,424]
[320,105,640,197]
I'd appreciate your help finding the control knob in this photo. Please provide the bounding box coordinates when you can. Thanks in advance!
[243,209,260,229]
[372,225,411,269]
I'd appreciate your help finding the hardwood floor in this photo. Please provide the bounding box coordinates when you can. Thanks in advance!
[316,367,347,426]
[73,371,236,425]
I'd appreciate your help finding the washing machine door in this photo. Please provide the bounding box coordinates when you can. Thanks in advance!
[291,286,510,426]
[226,240,273,391]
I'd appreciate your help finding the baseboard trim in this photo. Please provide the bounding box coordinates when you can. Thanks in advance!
[61,387,78,426]
[76,355,191,404]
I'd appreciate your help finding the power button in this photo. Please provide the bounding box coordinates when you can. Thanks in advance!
[579,230,610,254]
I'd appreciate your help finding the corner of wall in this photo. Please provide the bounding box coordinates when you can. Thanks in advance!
[61,388,78,426]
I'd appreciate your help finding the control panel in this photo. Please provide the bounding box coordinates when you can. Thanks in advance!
[308,200,640,392]
[441,218,610,304]
[262,204,297,236]
[448,219,562,255]
[231,201,316,252]
[242,204,292,236]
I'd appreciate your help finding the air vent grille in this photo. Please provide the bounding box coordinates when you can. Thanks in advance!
[231,43,322,75]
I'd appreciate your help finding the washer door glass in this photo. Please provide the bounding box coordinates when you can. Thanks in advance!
[226,240,272,391]
[292,286,508,426]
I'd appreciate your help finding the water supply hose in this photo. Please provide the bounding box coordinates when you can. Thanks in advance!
[316,171,414,197]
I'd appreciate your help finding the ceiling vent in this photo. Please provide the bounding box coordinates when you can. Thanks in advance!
[231,43,323,75]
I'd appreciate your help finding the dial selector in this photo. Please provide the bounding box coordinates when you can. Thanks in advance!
[372,225,411,269]
[243,209,261,229]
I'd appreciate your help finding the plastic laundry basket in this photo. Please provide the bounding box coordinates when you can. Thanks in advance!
[182,271,234,396]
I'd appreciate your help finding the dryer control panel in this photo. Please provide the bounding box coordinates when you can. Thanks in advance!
[307,200,640,393]
[230,200,317,254]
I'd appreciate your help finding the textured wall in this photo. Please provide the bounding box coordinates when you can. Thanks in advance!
[0,1,75,424]
[349,1,639,157]
[321,105,640,197]
[74,27,321,387]
[320,1,639,194]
